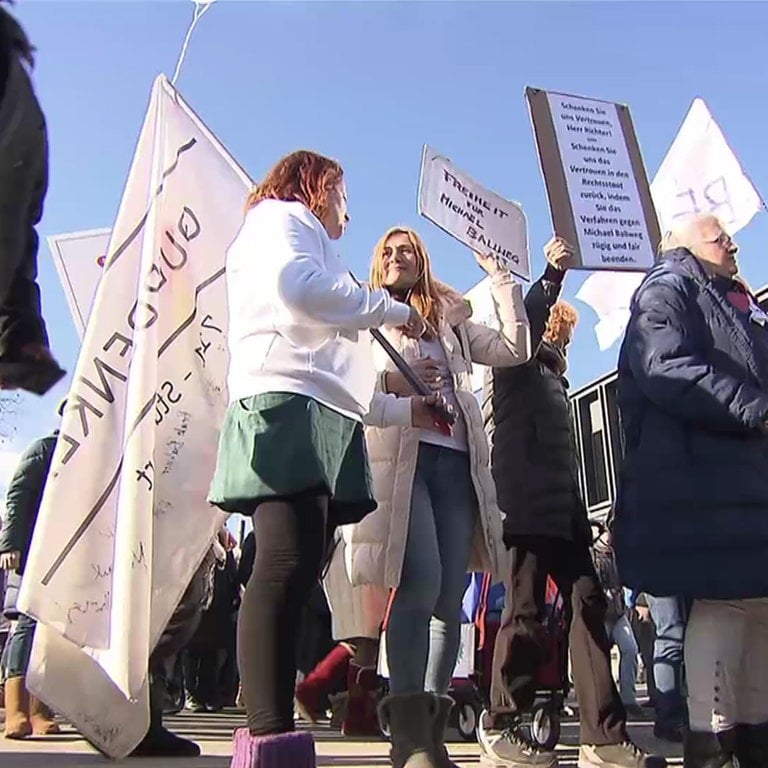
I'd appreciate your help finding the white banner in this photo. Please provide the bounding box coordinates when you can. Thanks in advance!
[18,75,251,758]
[418,145,530,281]
[47,228,111,337]
[577,98,764,351]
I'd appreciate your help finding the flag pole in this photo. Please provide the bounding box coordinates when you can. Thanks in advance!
[171,0,217,86]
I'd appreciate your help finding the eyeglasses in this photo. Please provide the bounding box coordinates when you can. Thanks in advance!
[703,232,735,249]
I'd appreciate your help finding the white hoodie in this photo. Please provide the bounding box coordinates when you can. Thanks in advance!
[226,199,412,420]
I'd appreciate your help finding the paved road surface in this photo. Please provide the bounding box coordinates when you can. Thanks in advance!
[0,708,683,767]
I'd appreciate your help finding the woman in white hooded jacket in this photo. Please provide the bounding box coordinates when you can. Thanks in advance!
[342,226,532,768]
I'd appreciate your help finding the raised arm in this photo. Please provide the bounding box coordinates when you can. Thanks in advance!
[463,270,531,367]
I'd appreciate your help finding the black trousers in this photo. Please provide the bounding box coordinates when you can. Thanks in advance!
[490,535,626,746]
[238,492,330,735]
[147,560,208,727]
[0,53,50,357]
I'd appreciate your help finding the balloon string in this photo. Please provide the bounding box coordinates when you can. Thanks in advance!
[171,1,215,86]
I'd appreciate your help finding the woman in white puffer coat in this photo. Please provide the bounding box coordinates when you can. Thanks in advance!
[339,226,531,768]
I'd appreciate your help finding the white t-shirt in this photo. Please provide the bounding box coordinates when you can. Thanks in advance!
[415,336,468,453]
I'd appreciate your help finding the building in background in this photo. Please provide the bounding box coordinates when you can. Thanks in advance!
[569,282,768,522]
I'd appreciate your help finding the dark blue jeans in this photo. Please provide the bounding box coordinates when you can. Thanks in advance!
[4,612,35,678]
[646,595,688,728]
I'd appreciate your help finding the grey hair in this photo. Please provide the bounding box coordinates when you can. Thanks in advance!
[658,213,723,257]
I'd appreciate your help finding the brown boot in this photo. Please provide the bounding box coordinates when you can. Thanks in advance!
[30,696,61,735]
[3,676,32,739]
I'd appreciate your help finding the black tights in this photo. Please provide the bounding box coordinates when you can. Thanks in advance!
[239,492,329,735]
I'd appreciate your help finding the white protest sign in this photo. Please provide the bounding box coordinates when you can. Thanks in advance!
[576,97,764,351]
[527,88,660,272]
[19,74,251,758]
[47,228,111,337]
[418,145,530,281]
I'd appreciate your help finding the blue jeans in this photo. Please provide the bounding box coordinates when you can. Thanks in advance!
[647,595,688,728]
[4,612,36,678]
[386,443,478,695]
[606,614,639,706]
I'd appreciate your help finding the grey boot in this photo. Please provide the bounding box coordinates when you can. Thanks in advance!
[378,693,439,768]
[432,696,460,768]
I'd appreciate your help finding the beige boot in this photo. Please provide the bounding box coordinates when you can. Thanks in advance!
[378,693,439,768]
[30,696,60,735]
[432,696,460,768]
[3,676,32,739]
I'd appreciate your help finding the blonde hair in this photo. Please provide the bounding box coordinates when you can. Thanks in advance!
[369,226,443,333]
[544,301,578,345]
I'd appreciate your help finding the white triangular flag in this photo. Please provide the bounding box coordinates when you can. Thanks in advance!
[577,98,764,351]
[19,75,250,758]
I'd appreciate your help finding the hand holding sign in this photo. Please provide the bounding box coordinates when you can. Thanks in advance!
[473,250,504,277]
[418,145,531,281]
[544,236,577,272]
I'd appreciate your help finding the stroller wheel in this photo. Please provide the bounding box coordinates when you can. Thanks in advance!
[456,701,478,741]
[530,702,560,751]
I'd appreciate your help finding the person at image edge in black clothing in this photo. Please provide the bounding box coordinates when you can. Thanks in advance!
[0,3,64,395]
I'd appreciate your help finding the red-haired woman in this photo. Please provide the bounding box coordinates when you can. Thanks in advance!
[208,152,447,767]
[344,226,532,767]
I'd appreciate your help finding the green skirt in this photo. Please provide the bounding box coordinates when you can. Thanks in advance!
[208,392,376,526]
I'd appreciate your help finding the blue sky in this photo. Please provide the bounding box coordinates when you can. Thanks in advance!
[3,0,768,469]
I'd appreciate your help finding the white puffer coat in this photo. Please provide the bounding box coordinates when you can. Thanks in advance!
[342,270,531,590]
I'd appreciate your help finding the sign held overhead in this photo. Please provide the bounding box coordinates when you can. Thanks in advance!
[526,87,660,272]
[417,145,530,281]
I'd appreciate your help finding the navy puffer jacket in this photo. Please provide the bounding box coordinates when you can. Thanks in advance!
[615,248,768,600]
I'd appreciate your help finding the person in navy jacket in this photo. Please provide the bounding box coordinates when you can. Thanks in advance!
[615,213,768,768]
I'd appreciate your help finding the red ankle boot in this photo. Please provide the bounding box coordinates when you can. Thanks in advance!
[295,644,353,723]
[341,663,382,738]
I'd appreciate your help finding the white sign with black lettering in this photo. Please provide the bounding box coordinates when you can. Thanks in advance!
[547,93,656,270]
[417,145,530,281]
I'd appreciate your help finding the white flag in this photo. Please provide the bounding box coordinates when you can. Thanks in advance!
[18,75,251,758]
[577,98,764,351]
[47,228,111,337]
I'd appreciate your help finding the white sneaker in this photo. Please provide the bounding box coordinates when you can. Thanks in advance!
[477,710,558,767]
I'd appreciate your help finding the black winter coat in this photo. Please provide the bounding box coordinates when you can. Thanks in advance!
[483,268,589,542]
[0,431,57,573]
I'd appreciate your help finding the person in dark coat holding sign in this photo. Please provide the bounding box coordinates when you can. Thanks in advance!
[480,236,662,768]
[615,213,768,768]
